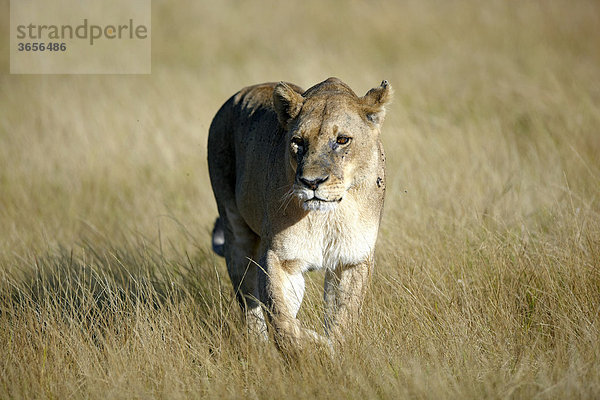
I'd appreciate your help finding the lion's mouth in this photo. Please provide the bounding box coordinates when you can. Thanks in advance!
[293,185,344,212]
[306,196,341,203]
[302,196,342,212]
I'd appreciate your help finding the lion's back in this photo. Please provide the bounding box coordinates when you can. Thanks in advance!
[207,81,304,167]
[207,83,277,193]
[207,82,304,232]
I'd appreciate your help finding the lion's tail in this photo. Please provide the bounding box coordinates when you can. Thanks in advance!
[211,217,225,257]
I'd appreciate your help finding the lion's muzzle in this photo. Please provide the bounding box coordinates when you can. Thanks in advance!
[295,175,343,212]
[299,175,329,191]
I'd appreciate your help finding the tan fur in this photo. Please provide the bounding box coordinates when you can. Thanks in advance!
[207,77,391,351]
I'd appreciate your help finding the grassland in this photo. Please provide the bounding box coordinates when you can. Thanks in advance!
[1,0,599,398]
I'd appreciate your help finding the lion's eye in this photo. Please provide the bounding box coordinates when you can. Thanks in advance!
[291,136,304,153]
[291,136,304,150]
[336,136,351,145]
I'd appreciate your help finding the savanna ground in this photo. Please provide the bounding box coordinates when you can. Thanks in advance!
[1,0,600,398]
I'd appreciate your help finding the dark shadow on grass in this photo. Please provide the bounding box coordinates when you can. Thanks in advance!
[0,235,240,345]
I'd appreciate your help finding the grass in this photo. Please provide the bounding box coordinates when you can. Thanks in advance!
[1,0,600,398]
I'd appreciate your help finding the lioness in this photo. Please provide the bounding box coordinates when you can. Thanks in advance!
[207,77,391,350]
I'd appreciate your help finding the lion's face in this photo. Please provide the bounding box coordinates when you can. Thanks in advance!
[273,78,392,212]
[287,100,374,211]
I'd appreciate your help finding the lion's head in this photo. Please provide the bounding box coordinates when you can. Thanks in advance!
[273,77,392,212]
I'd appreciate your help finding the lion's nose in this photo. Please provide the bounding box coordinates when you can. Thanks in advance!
[299,176,329,191]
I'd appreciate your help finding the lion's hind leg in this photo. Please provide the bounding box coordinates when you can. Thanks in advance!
[222,207,267,339]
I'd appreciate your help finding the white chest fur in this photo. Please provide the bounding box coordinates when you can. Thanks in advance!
[274,200,379,271]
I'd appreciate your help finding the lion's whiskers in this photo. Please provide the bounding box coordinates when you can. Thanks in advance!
[278,186,296,211]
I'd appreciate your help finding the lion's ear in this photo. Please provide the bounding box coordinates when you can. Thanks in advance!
[273,82,304,129]
[361,80,393,126]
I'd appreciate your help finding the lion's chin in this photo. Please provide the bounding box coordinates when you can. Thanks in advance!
[302,198,339,212]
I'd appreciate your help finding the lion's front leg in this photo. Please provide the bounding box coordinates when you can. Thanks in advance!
[259,250,330,352]
[324,256,374,341]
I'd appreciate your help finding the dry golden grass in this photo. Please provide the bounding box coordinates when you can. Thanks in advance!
[1,0,599,398]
